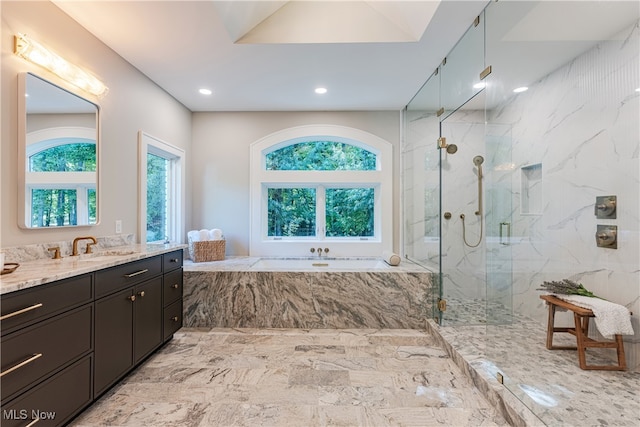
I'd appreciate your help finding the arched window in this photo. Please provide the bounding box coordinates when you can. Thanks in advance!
[250,125,392,257]
[25,128,97,227]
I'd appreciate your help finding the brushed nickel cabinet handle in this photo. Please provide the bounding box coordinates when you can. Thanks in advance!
[128,295,136,302]
[171,284,179,289]
[0,353,43,377]
[170,258,179,263]
[171,316,179,322]
[124,269,149,278]
[138,291,145,298]
[0,303,44,321]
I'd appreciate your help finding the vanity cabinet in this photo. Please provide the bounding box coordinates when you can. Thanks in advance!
[93,256,164,396]
[0,248,184,427]
[162,250,183,341]
[0,274,94,426]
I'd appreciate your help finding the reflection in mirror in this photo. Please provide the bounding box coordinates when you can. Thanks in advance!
[18,72,99,228]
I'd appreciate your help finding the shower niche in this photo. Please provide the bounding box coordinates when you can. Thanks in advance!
[520,163,542,215]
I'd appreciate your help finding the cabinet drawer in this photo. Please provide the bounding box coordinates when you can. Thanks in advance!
[1,274,92,335]
[163,268,183,307]
[1,305,92,403]
[163,249,183,272]
[1,355,92,427]
[95,255,162,298]
[163,300,183,341]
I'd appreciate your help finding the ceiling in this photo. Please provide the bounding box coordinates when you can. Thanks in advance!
[52,0,488,112]
[51,1,639,113]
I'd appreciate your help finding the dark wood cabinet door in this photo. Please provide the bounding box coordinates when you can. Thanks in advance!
[94,288,134,396]
[1,356,92,427]
[133,277,163,364]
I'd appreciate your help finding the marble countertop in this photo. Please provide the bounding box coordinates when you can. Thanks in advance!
[183,256,434,273]
[1,243,187,295]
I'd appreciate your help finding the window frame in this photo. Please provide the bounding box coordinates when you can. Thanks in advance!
[250,124,392,257]
[138,131,185,244]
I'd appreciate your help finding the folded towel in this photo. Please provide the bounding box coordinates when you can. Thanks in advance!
[198,229,210,241]
[187,230,200,242]
[556,294,634,339]
[210,228,223,240]
[382,250,401,266]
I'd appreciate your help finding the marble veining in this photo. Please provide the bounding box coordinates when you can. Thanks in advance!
[70,328,508,427]
[183,259,434,329]
[427,305,640,427]
[0,235,187,294]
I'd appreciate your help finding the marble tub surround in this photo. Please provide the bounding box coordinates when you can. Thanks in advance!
[183,258,434,329]
[427,313,640,427]
[0,238,187,294]
[70,328,508,427]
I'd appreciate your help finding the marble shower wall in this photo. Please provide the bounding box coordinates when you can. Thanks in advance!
[183,270,434,329]
[490,21,640,368]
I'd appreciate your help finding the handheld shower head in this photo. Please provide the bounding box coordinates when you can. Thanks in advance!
[473,155,484,166]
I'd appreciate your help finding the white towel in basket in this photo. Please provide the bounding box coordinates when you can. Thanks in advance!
[556,294,634,339]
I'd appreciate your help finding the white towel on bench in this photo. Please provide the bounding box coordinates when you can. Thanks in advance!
[556,295,634,339]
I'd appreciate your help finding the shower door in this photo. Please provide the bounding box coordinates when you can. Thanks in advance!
[439,90,513,327]
[439,91,489,325]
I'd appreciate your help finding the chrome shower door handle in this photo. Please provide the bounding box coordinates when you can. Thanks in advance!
[499,222,511,245]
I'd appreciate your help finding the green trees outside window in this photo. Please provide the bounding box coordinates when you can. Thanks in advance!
[28,142,96,227]
[146,153,168,242]
[265,142,376,239]
[266,141,376,171]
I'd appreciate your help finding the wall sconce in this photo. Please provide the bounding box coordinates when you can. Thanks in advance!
[14,33,108,98]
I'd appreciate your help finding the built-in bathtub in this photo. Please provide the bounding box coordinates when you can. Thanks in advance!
[249,257,391,271]
[183,257,435,329]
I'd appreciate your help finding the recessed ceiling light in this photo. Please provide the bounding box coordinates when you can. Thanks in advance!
[636,87,640,92]
[315,87,327,94]
[513,86,528,93]
[473,82,485,89]
[199,88,212,95]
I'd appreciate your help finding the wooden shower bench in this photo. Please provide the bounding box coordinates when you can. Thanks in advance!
[540,295,626,371]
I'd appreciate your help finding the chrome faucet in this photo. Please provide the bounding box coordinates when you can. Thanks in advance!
[72,236,97,256]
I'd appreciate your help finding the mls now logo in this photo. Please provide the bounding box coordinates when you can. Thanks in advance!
[3,409,56,421]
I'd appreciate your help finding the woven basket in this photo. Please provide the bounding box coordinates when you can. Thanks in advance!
[189,240,225,262]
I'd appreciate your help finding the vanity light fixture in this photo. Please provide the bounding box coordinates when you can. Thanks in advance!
[315,87,327,94]
[199,88,212,95]
[14,33,108,98]
[513,86,528,93]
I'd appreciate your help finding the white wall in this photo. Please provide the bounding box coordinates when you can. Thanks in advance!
[497,22,640,365]
[1,1,192,247]
[191,111,400,256]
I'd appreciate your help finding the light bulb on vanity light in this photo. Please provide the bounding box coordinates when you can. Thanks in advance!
[14,33,108,98]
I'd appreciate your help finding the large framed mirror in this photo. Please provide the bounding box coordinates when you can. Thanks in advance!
[18,72,100,228]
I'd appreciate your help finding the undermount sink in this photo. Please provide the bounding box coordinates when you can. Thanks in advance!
[74,250,138,262]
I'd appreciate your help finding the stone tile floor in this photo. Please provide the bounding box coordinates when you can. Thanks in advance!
[427,307,640,427]
[71,328,508,427]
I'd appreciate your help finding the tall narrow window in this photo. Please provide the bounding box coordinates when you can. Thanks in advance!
[139,132,185,244]
[146,153,170,242]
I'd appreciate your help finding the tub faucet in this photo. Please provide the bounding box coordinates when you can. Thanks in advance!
[317,247,323,256]
[72,236,97,256]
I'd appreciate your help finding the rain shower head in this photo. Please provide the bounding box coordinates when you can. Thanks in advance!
[473,155,484,166]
